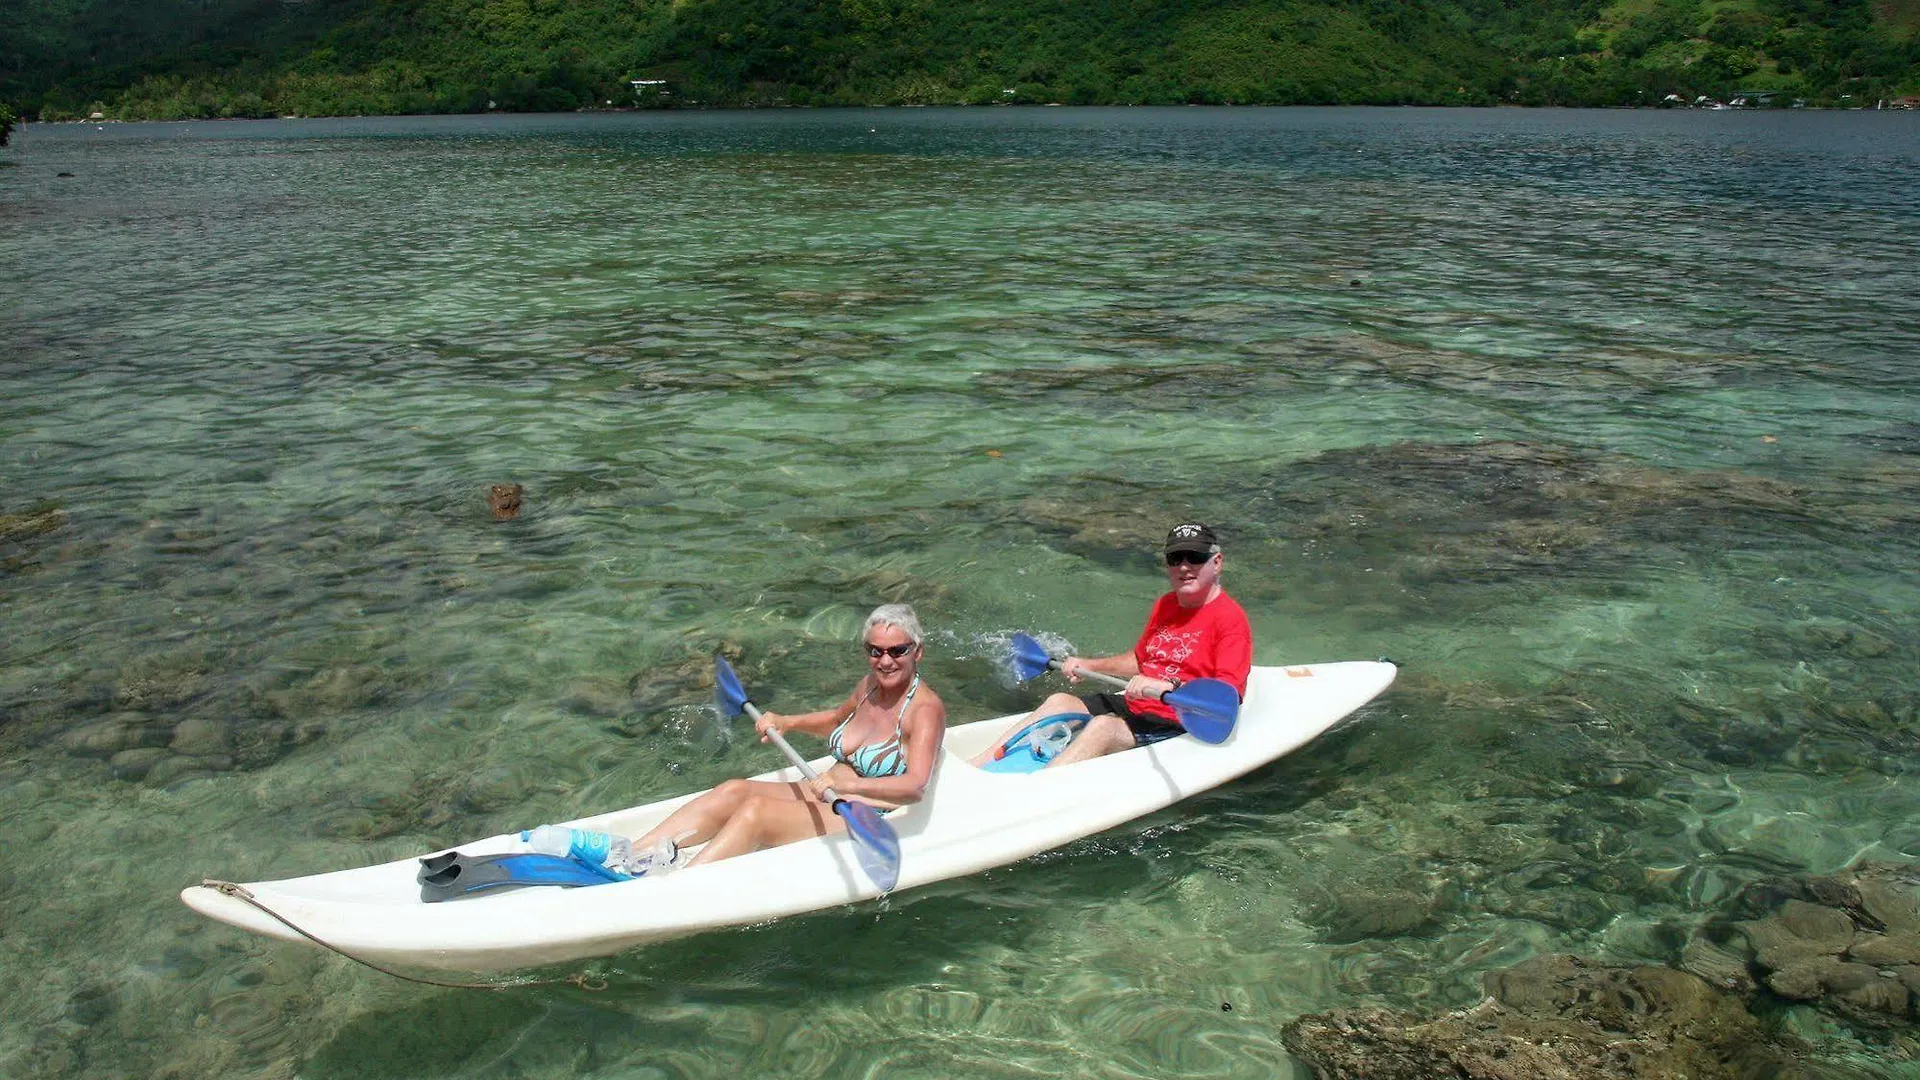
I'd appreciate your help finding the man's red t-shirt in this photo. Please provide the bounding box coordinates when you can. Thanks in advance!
[1130,590,1253,722]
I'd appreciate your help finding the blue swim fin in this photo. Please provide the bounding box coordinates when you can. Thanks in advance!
[417,850,623,903]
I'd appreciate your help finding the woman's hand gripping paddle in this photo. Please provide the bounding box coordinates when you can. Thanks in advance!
[1008,632,1241,744]
[712,655,901,893]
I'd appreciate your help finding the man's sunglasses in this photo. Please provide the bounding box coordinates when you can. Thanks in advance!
[1165,550,1215,566]
[865,642,917,659]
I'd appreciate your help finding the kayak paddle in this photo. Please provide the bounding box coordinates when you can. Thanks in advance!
[712,655,901,893]
[1007,632,1241,744]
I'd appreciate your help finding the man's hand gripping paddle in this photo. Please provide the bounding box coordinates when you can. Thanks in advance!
[1007,632,1241,744]
[713,655,901,893]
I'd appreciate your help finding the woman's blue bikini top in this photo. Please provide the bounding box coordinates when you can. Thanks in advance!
[827,674,919,779]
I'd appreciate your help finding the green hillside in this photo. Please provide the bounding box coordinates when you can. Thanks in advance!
[2,0,1916,119]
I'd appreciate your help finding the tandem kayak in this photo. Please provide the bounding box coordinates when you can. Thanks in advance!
[181,660,1395,973]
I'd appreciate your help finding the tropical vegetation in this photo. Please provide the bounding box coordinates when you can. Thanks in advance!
[3,0,1916,120]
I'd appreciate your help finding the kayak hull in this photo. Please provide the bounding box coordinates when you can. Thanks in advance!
[181,661,1395,972]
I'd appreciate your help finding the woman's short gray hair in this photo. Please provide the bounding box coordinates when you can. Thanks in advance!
[865,603,924,646]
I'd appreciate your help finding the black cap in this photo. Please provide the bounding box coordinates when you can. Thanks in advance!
[1164,522,1220,555]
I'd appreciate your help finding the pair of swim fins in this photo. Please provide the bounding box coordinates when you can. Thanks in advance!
[417,849,623,903]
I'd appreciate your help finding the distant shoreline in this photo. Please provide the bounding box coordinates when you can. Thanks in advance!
[20,99,1916,128]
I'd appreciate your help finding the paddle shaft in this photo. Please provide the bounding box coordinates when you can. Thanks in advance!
[1056,659,1169,700]
[738,699,846,803]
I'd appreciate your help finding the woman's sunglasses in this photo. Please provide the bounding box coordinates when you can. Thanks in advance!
[865,642,917,659]
[1165,550,1215,566]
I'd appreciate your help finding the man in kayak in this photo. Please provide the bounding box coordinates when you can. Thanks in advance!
[974,522,1252,767]
[627,603,946,871]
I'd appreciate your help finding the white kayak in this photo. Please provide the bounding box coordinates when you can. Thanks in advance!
[182,660,1395,973]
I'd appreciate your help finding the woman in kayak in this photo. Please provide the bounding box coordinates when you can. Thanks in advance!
[628,603,946,872]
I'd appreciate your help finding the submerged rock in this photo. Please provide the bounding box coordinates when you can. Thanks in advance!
[1702,861,1920,1031]
[113,662,210,712]
[1740,899,1853,971]
[108,746,170,781]
[167,715,233,757]
[487,483,524,521]
[626,644,739,711]
[1285,863,1920,1077]
[557,679,631,718]
[1297,875,1454,942]
[1283,954,1804,1079]
[59,714,171,757]
[0,505,68,543]
[264,665,393,719]
[1678,936,1755,995]
[144,753,231,787]
[1783,619,1898,660]
[226,718,298,770]
[455,764,533,814]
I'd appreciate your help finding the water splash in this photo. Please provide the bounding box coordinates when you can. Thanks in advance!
[960,628,1080,689]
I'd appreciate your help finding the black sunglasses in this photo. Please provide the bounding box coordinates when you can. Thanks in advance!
[865,642,917,659]
[1165,550,1215,566]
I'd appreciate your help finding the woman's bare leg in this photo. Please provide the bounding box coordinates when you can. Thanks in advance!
[689,793,849,866]
[967,692,1087,766]
[634,778,809,850]
[1043,713,1133,766]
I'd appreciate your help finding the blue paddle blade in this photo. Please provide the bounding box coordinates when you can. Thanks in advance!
[833,800,901,893]
[1008,632,1057,683]
[713,655,750,717]
[1165,678,1241,744]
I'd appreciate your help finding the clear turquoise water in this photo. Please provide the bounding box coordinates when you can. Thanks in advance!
[3,107,1919,1078]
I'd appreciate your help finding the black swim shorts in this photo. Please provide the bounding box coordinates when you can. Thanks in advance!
[1079,692,1186,747]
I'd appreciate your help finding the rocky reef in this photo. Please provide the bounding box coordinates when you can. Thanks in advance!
[1693,862,1920,1038]
[1285,954,1806,1079]
[1285,862,1920,1078]
[1016,438,1920,602]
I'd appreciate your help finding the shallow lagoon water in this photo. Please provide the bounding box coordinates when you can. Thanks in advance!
[3,107,1919,1077]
